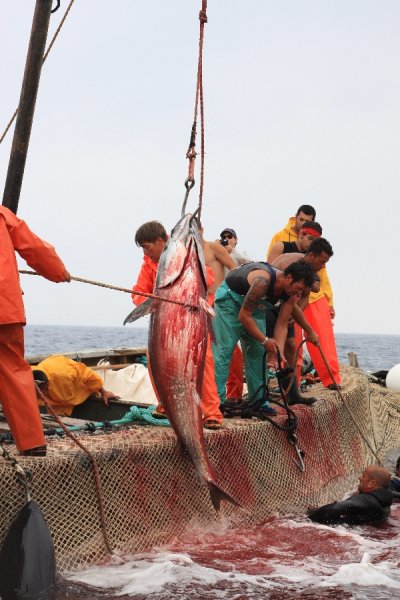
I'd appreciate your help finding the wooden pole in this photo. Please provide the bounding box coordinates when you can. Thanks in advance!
[348,352,359,368]
[2,0,53,214]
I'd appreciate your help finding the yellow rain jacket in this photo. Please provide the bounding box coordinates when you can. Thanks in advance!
[266,217,298,257]
[267,217,333,307]
[309,267,333,307]
[33,355,103,416]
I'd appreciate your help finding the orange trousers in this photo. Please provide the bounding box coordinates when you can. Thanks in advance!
[150,334,223,424]
[296,298,341,387]
[226,344,244,400]
[0,324,46,451]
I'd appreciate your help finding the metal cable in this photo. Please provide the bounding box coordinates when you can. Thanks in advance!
[35,385,114,555]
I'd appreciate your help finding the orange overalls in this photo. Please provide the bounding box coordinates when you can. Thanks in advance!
[0,206,69,451]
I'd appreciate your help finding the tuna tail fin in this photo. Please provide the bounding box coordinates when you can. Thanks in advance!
[123,298,155,325]
[208,481,243,512]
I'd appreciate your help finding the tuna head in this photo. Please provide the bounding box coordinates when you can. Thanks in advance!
[155,214,207,291]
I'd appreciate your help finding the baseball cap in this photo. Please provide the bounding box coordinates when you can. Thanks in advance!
[220,228,237,238]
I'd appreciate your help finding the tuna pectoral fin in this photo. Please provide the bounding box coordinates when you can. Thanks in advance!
[208,481,243,512]
[199,297,215,317]
[123,298,155,325]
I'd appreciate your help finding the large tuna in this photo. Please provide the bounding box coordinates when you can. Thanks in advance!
[124,214,240,511]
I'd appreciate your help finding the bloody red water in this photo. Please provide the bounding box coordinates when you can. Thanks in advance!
[61,504,400,599]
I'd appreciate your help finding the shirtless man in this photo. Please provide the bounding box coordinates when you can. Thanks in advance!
[202,232,237,295]
[272,238,340,391]
[219,228,250,268]
[201,227,242,403]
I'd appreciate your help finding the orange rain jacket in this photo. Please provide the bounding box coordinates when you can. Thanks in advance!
[132,255,158,306]
[132,255,216,305]
[0,206,69,325]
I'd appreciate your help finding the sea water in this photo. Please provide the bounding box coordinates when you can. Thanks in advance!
[23,326,400,599]
[25,326,399,373]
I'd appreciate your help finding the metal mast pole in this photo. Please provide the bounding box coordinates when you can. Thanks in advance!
[2,0,53,214]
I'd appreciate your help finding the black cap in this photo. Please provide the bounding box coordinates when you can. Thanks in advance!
[220,228,237,238]
[32,370,49,386]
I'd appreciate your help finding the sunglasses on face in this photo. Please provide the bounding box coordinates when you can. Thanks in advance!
[222,233,234,239]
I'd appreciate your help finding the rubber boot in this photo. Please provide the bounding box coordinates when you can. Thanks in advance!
[281,377,317,406]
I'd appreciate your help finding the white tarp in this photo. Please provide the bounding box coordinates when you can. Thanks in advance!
[96,362,157,405]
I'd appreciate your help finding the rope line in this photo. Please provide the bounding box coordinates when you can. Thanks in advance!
[182,0,207,217]
[18,269,200,310]
[0,445,32,502]
[0,0,76,145]
[317,342,384,466]
[35,385,114,555]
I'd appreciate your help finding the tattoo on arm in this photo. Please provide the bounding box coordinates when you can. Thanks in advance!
[242,276,268,312]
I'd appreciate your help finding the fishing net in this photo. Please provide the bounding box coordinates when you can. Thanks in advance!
[0,365,399,573]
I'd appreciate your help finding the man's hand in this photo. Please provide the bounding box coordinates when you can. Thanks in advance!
[329,306,336,319]
[264,338,287,368]
[305,328,319,345]
[100,388,120,407]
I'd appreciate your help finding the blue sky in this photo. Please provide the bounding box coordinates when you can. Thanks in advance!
[1,1,399,334]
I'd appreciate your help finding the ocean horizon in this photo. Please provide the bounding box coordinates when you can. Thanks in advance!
[24,324,400,372]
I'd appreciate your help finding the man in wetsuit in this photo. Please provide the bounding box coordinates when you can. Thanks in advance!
[211,260,317,415]
[309,465,393,525]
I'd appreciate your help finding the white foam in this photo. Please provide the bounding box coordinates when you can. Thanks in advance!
[66,551,279,596]
[320,552,400,589]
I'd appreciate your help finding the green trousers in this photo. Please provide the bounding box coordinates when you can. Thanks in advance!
[212,281,271,405]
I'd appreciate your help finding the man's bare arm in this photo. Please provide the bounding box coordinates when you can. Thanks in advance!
[238,276,284,356]
[210,241,237,270]
[273,296,298,349]
[292,304,319,345]
[267,241,285,263]
[272,252,304,271]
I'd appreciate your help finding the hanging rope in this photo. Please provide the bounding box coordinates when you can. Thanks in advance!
[0,445,32,503]
[182,0,207,218]
[0,0,76,145]
[18,270,201,310]
[316,343,384,466]
[35,384,114,555]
